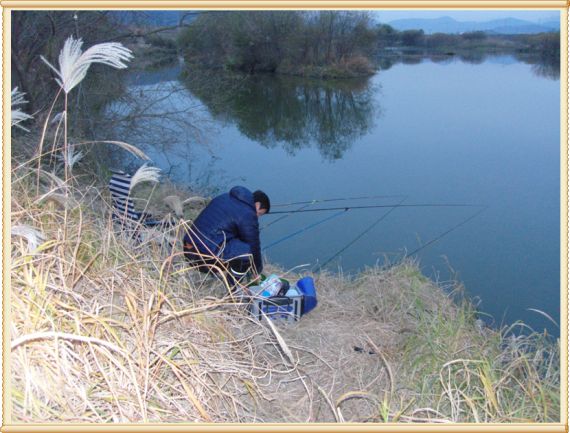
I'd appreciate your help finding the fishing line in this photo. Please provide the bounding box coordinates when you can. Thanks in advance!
[269,203,480,215]
[262,208,349,251]
[315,197,407,271]
[404,205,488,258]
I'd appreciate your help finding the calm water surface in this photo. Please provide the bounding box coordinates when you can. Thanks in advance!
[117,55,560,335]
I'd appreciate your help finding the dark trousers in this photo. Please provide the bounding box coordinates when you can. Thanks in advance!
[184,247,253,289]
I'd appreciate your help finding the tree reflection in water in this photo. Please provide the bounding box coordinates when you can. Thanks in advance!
[375,50,559,79]
[182,72,380,161]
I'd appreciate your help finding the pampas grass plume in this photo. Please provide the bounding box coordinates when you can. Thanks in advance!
[130,164,161,192]
[11,225,45,252]
[56,145,84,171]
[51,111,66,125]
[163,195,184,217]
[183,196,206,205]
[37,170,66,191]
[36,191,77,210]
[11,87,27,107]
[41,36,133,94]
[11,87,33,130]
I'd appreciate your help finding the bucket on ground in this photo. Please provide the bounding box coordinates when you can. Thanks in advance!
[296,276,317,315]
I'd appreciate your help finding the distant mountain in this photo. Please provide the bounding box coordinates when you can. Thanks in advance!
[541,20,562,30]
[387,16,560,34]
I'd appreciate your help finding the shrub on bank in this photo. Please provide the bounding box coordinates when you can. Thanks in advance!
[277,55,376,79]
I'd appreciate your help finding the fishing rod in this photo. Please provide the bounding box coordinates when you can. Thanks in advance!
[263,199,414,253]
[269,203,481,215]
[262,194,408,231]
[315,205,488,270]
[262,208,350,251]
[271,194,407,208]
[405,205,488,258]
[260,202,314,231]
[315,197,407,271]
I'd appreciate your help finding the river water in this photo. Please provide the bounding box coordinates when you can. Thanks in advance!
[114,54,561,336]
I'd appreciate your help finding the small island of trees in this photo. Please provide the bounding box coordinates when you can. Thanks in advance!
[176,11,560,78]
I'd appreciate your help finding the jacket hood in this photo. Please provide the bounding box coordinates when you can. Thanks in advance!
[229,186,255,209]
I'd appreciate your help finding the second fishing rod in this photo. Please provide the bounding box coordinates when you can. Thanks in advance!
[268,202,481,215]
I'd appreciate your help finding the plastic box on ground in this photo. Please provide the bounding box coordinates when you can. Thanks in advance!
[248,287,303,322]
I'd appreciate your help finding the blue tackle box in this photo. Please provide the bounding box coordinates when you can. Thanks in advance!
[248,286,303,322]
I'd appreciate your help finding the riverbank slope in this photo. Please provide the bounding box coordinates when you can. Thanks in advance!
[8,156,560,423]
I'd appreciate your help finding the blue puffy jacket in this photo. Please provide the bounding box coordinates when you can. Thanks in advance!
[184,186,263,273]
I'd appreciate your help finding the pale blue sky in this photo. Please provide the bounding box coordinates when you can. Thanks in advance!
[374,10,560,23]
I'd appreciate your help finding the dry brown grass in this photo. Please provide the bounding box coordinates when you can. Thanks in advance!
[10,161,285,422]
[9,158,560,424]
[266,265,560,423]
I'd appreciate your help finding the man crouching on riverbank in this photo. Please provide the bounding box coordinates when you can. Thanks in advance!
[183,186,270,289]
